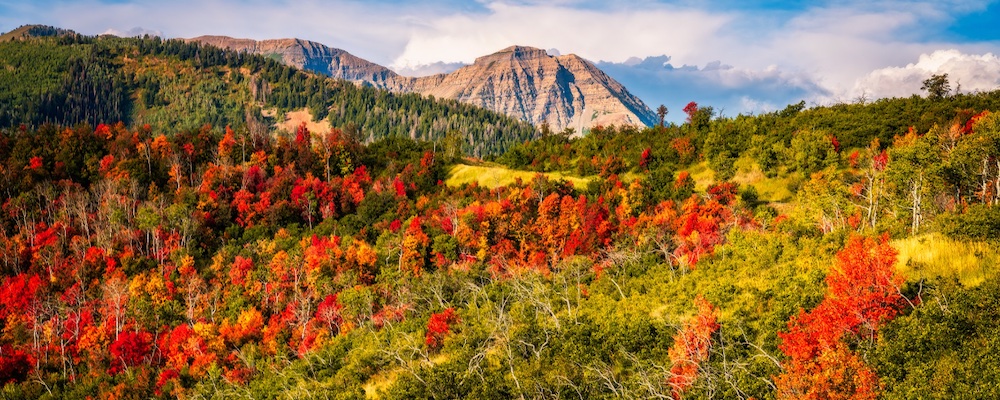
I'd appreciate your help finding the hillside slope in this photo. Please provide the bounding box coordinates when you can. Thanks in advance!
[0,29,537,156]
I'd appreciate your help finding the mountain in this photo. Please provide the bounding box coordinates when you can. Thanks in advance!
[188,36,657,132]
[409,46,658,133]
[187,36,412,91]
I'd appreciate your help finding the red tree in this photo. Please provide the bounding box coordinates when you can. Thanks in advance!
[775,235,904,399]
[109,330,152,374]
[425,308,458,350]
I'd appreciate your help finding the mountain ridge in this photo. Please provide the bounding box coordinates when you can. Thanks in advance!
[188,36,658,132]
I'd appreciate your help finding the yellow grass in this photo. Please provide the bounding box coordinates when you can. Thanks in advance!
[362,369,398,399]
[446,163,591,189]
[686,161,715,192]
[892,233,999,287]
[730,159,796,203]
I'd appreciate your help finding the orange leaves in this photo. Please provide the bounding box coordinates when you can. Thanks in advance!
[673,196,731,267]
[217,125,236,160]
[775,235,904,399]
[401,217,430,275]
[775,342,880,400]
[220,308,264,346]
[668,296,719,398]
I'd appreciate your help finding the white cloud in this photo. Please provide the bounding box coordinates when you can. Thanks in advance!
[102,26,162,38]
[596,56,829,122]
[389,1,732,69]
[853,50,1000,98]
[392,61,467,77]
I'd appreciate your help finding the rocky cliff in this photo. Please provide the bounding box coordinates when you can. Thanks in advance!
[410,46,656,133]
[188,36,411,91]
[189,37,656,132]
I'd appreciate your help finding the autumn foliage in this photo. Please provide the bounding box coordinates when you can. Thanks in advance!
[668,296,719,398]
[425,308,459,350]
[775,235,905,399]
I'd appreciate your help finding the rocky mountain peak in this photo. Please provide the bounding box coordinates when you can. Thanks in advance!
[474,45,552,64]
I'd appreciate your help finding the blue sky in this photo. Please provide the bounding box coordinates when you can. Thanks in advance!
[2,0,999,122]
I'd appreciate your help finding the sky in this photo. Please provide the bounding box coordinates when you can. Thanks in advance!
[2,0,1000,122]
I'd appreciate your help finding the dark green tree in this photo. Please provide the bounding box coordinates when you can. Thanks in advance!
[921,73,951,99]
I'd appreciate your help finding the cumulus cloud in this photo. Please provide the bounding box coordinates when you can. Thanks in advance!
[388,1,732,69]
[853,50,1000,98]
[102,26,162,38]
[392,61,467,77]
[596,56,830,122]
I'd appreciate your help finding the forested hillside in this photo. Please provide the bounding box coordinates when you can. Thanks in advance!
[1,26,1000,400]
[0,28,537,157]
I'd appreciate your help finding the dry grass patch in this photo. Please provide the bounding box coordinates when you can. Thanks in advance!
[272,108,331,135]
[446,163,591,189]
[893,233,999,287]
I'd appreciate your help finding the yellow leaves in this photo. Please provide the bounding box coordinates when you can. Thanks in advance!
[178,254,196,276]
[476,236,488,262]
[346,239,377,268]
[209,252,228,276]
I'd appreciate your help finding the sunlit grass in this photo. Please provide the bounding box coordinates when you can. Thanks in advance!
[730,159,796,203]
[892,233,999,287]
[363,369,398,399]
[446,163,591,189]
[686,161,715,192]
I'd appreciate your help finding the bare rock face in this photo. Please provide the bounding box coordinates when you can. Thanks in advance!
[188,37,655,132]
[410,46,656,133]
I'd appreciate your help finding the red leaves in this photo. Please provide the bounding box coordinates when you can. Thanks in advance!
[640,147,652,170]
[393,176,407,197]
[0,273,44,320]
[683,101,699,123]
[229,256,254,286]
[32,221,61,253]
[315,294,344,333]
[775,235,904,399]
[294,122,310,147]
[155,369,180,395]
[108,330,151,374]
[707,181,739,206]
[425,308,458,350]
[28,156,42,170]
[872,150,889,172]
[99,154,115,173]
[668,296,719,398]
[962,110,990,135]
[0,346,33,384]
